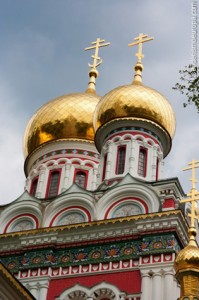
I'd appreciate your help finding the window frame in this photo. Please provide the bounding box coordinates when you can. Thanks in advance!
[138,147,147,177]
[102,153,107,181]
[73,169,88,189]
[30,177,39,197]
[115,145,126,175]
[156,157,159,180]
[46,169,61,198]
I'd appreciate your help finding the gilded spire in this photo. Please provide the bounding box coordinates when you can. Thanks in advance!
[85,38,110,94]
[174,160,199,300]
[128,33,153,84]
[180,159,199,235]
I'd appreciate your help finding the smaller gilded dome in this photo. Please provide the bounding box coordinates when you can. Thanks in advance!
[24,93,100,157]
[93,83,175,139]
[175,244,199,271]
[175,229,199,272]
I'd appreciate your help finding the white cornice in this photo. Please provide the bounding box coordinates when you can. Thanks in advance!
[0,210,188,252]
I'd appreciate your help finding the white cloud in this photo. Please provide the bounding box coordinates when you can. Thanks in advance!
[0,84,25,204]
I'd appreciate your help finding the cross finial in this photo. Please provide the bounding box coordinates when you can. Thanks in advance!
[128,33,154,63]
[180,159,199,228]
[85,38,110,93]
[128,33,153,83]
[85,38,110,69]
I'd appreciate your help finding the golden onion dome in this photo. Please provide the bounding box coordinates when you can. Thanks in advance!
[175,228,199,299]
[175,228,199,273]
[175,244,199,271]
[93,82,176,139]
[24,92,100,157]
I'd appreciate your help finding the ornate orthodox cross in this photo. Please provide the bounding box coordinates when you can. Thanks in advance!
[85,38,110,69]
[180,159,199,228]
[128,33,154,64]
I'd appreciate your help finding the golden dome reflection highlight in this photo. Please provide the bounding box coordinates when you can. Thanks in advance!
[93,83,176,139]
[24,93,100,157]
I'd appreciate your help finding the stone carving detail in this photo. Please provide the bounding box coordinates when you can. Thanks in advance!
[11,220,34,232]
[113,204,142,218]
[57,213,85,226]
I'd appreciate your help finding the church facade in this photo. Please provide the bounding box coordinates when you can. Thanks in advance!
[0,36,190,300]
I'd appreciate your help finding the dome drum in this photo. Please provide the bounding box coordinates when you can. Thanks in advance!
[94,117,172,157]
[24,139,99,176]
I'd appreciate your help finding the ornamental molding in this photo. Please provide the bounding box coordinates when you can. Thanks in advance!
[4,254,176,283]
[0,210,188,253]
[2,233,178,273]
[25,140,99,175]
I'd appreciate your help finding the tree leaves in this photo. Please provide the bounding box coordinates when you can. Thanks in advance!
[173,65,199,112]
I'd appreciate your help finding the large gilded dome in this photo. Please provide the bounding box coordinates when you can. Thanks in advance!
[93,82,175,139]
[24,92,100,157]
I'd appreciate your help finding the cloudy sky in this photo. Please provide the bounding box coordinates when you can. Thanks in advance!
[0,0,198,204]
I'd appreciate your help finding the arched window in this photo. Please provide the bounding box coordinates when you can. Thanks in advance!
[47,170,60,197]
[30,178,38,196]
[92,288,115,300]
[138,148,147,177]
[102,154,107,181]
[75,171,86,188]
[116,146,126,175]
[67,290,87,300]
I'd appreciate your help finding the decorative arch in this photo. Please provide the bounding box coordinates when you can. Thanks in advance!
[82,160,96,168]
[29,164,46,179]
[97,182,160,220]
[91,287,115,299]
[56,282,121,300]
[29,169,38,179]
[58,158,68,165]
[112,136,121,143]
[71,158,82,165]
[104,197,148,219]
[135,135,144,142]
[4,213,39,233]
[43,193,95,227]
[0,197,42,234]
[123,134,132,141]
[67,290,88,300]
[46,160,57,167]
[49,206,91,226]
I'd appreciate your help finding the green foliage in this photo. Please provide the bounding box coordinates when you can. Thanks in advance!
[173,65,199,112]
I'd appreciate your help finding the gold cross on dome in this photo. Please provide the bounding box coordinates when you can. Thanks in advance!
[128,33,154,63]
[85,38,110,69]
[180,159,199,228]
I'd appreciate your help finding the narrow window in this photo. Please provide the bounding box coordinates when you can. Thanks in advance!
[75,171,86,188]
[156,158,159,180]
[30,178,38,196]
[116,146,126,175]
[102,154,107,181]
[47,171,60,197]
[138,148,147,177]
